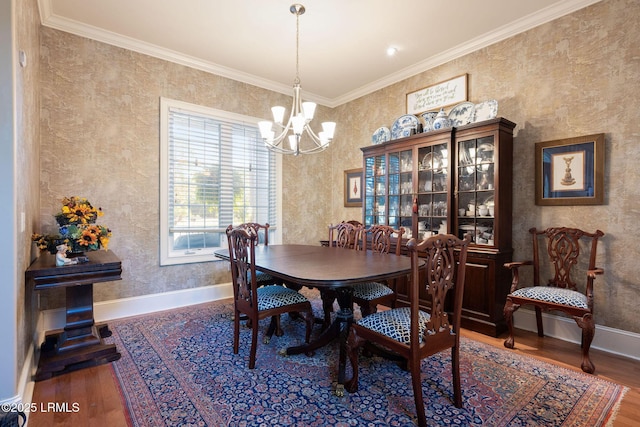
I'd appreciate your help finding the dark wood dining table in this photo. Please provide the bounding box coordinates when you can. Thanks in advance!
[214,244,419,395]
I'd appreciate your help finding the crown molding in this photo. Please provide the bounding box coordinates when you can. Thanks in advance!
[39,0,602,108]
[331,0,603,107]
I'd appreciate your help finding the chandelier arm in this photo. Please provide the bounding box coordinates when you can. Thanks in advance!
[302,123,324,145]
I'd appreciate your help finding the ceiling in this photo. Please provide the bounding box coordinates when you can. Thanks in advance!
[39,0,601,107]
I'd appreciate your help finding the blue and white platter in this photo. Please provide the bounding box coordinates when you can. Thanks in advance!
[448,102,475,127]
[474,100,498,122]
[371,126,391,144]
[391,114,419,139]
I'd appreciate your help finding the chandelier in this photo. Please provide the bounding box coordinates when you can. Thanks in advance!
[258,4,336,156]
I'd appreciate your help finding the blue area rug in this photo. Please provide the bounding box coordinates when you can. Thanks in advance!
[107,291,626,426]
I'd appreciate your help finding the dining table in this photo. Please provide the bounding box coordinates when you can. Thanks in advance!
[214,243,420,396]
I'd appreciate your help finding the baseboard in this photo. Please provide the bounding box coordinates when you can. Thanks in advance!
[513,308,640,361]
[42,283,233,331]
[39,284,639,363]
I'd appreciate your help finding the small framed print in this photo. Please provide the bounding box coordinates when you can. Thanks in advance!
[344,168,363,207]
[535,133,605,205]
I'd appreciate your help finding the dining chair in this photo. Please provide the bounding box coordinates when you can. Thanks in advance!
[226,225,314,369]
[320,221,364,327]
[233,223,301,338]
[343,233,471,427]
[503,227,604,373]
[351,225,405,317]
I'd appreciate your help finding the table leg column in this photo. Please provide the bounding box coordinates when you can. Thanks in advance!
[57,283,101,352]
[334,287,354,397]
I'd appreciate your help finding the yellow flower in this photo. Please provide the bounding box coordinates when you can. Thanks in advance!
[99,235,110,250]
[78,230,97,246]
[62,204,92,224]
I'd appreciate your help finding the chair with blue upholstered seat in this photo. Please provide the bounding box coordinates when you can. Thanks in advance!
[343,233,471,427]
[503,226,604,373]
[234,223,287,336]
[351,225,405,317]
[226,226,314,369]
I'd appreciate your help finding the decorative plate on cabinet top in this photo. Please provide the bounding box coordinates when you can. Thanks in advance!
[391,114,419,139]
[474,100,498,122]
[371,127,391,144]
[448,102,475,126]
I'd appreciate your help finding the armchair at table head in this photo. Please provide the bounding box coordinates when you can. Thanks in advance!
[225,225,314,369]
[351,225,406,317]
[343,233,471,427]
[503,226,604,374]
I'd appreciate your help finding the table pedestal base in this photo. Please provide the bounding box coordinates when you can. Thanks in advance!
[284,287,353,396]
[35,323,120,381]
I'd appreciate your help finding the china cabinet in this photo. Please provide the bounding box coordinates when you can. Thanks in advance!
[361,117,516,336]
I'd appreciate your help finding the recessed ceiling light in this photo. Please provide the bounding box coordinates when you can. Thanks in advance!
[386,47,397,56]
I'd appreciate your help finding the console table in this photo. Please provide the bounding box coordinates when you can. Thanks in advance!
[26,250,122,381]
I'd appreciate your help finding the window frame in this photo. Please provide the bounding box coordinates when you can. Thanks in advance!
[159,97,282,266]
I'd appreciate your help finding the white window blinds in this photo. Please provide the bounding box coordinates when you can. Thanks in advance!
[160,98,277,265]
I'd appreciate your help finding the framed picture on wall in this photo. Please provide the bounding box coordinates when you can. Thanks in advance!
[344,168,363,207]
[406,74,468,115]
[535,133,605,205]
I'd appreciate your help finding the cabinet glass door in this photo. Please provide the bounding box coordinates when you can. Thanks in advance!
[364,154,386,227]
[416,143,449,240]
[457,135,495,245]
[389,149,412,232]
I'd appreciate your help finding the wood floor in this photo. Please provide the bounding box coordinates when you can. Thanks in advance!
[29,327,640,427]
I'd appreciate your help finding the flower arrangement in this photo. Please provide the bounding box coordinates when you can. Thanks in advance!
[32,196,112,254]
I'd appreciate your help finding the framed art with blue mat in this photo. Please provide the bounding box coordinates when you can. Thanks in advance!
[535,133,604,205]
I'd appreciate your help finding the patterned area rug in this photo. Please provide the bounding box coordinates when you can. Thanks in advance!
[106,292,626,426]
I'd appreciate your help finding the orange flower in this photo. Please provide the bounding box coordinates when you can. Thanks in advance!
[78,225,100,246]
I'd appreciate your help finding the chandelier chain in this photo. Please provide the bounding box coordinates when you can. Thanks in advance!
[295,9,300,84]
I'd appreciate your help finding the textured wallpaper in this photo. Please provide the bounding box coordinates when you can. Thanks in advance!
[38,0,639,333]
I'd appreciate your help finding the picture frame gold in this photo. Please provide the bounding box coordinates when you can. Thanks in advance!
[344,168,363,207]
[535,133,605,205]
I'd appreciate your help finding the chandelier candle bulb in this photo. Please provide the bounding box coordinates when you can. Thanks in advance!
[302,102,316,120]
[271,106,285,124]
[322,122,336,138]
[288,135,298,151]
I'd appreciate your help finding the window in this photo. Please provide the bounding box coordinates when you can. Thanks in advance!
[160,98,281,265]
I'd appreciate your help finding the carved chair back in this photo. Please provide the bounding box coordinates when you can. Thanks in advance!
[237,222,270,246]
[226,226,259,313]
[532,227,603,293]
[328,221,363,250]
[364,225,405,256]
[410,234,471,341]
